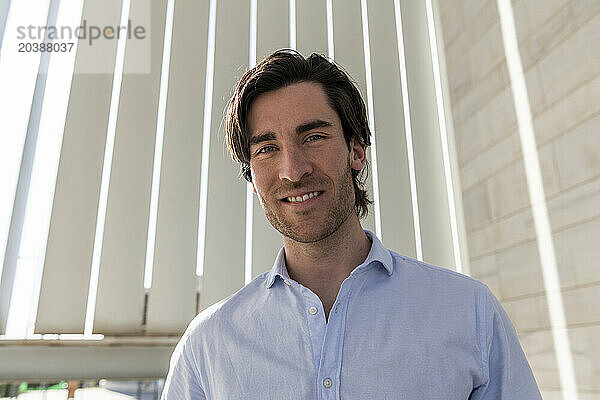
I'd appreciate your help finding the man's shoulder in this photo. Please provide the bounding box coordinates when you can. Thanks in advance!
[386,251,496,333]
[389,250,489,297]
[393,251,480,281]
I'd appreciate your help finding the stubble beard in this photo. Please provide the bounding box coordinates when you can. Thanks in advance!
[259,161,356,244]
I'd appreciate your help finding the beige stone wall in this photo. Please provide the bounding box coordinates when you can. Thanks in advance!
[439,0,600,398]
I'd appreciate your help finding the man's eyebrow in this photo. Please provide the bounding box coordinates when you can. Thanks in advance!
[249,132,276,147]
[248,120,332,147]
[296,119,332,134]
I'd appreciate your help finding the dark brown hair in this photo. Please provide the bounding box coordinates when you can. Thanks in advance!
[225,49,372,218]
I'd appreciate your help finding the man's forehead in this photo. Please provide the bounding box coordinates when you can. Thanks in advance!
[247,82,340,138]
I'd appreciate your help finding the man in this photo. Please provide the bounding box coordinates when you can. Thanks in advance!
[162,50,542,399]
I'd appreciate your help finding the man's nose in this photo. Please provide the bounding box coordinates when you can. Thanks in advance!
[278,146,313,182]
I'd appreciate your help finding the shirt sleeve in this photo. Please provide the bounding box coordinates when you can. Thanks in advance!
[161,333,207,400]
[470,286,543,400]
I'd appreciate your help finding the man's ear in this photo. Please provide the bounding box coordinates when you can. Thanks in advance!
[349,137,367,171]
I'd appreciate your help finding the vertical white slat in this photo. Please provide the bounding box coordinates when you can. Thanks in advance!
[424,0,463,272]
[145,0,210,334]
[331,0,376,233]
[92,0,166,334]
[296,0,327,56]
[0,0,51,333]
[249,0,289,279]
[199,0,250,311]
[431,0,470,274]
[9,0,84,338]
[398,0,455,268]
[35,0,124,333]
[0,0,54,335]
[365,0,416,257]
[257,0,288,60]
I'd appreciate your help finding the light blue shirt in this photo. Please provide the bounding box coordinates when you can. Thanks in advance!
[162,230,542,399]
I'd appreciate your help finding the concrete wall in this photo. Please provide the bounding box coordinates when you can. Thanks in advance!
[439,0,600,398]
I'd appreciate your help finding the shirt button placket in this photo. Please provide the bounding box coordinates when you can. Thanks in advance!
[319,278,353,399]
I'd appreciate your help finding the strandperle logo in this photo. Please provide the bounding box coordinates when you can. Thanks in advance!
[17,19,147,45]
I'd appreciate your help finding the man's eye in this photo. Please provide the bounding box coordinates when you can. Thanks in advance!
[305,134,323,143]
[257,145,276,154]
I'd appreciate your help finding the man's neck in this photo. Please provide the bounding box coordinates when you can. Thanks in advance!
[282,215,372,319]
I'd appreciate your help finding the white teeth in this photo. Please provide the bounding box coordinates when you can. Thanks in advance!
[287,191,321,203]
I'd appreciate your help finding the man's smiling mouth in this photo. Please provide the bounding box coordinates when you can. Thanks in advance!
[283,191,323,203]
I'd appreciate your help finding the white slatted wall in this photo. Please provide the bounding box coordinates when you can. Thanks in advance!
[0,0,468,379]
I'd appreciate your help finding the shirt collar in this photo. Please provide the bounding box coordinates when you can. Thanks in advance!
[265,246,289,288]
[265,229,394,289]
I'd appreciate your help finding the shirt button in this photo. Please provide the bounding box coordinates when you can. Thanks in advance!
[309,306,318,315]
[323,378,332,388]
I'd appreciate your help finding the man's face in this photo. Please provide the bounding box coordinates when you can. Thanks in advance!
[247,82,366,243]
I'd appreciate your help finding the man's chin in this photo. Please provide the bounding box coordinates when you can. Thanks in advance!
[275,218,343,244]
[281,229,334,244]
[264,196,354,244]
